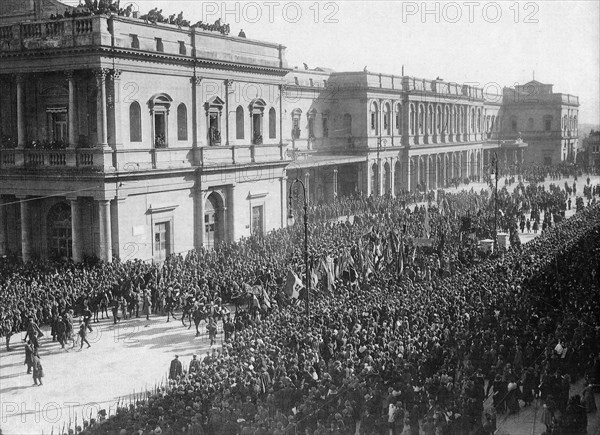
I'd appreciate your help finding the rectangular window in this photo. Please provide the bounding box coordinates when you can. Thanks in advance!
[178,41,186,55]
[154,112,167,147]
[252,205,264,237]
[155,38,163,52]
[511,120,517,132]
[545,119,552,131]
[52,112,68,142]
[308,118,314,138]
[309,79,314,87]
[154,222,170,261]
[130,34,139,49]
[322,117,329,138]
[292,118,300,139]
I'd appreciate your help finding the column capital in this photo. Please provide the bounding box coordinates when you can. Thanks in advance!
[112,69,122,80]
[191,76,203,86]
[14,73,25,84]
[64,70,75,80]
[93,68,111,82]
[224,79,234,88]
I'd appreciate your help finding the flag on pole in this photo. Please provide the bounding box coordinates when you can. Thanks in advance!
[284,270,303,299]
[261,287,271,309]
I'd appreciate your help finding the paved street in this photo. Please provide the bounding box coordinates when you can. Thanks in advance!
[0,316,222,434]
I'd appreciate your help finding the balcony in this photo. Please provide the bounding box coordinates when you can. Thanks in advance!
[0,143,288,173]
[0,16,107,53]
[0,148,109,170]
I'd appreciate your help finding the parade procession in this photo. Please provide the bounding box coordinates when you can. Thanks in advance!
[0,0,599,434]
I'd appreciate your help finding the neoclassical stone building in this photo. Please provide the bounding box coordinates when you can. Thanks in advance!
[0,1,289,262]
[0,1,579,262]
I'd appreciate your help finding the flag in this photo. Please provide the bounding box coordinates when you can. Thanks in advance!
[311,268,319,290]
[322,256,336,291]
[261,287,271,309]
[284,270,303,299]
[398,238,404,275]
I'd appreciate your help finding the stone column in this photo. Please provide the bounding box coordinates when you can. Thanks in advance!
[442,154,447,187]
[0,196,7,256]
[111,69,122,148]
[424,155,430,191]
[66,70,77,148]
[433,155,438,190]
[16,74,25,148]
[97,199,112,262]
[389,162,395,197]
[224,79,233,146]
[333,168,338,199]
[94,69,109,148]
[19,197,32,262]
[69,197,83,263]
[280,177,287,228]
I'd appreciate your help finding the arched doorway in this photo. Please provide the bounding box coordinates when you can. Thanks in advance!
[394,161,402,195]
[383,162,391,195]
[204,192,225,249]
[370,163,379,196]
[47,202,72,260]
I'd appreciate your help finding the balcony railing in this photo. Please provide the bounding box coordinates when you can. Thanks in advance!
[0,16,103,53]
[0,148,105,170]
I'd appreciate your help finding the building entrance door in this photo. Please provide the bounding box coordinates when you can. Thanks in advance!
[154,222,170,261]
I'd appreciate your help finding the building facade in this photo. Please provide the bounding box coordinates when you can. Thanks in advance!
[281,69,531,204]
[0,1,580,262]
[0,2,290,262]
[500,80,579,165]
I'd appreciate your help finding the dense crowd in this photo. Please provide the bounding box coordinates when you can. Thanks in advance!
[1,174,599,435]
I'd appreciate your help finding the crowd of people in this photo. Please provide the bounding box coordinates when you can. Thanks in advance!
[1,173,599,435]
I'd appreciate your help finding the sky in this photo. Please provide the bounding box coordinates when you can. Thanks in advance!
[64,0,600,125]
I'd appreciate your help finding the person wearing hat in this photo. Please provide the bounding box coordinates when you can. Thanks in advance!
[189,354,201,375]
[78,318,91,349]
[23,317,42,349]
[169,355,183,380]
[32,349,43,386]
[24,339,34,374]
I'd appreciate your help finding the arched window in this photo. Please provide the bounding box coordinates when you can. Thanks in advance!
[410,104,416,135]
[177,103,188,141]
[129,102,142,142]
[395,104,402,134]
[383,102,390,135]
[427,105,433,134]
[370,101,379,134]
[269,107,276,139]
[236,106,244,139]
[291,108,302,139]
[510,116,518,132]
[343,113,352,136]
[149,93,173,148]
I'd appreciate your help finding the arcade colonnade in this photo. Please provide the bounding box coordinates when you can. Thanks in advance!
[364,148,486,197]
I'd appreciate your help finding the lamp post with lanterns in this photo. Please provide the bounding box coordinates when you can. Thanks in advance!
[287,178,310,322]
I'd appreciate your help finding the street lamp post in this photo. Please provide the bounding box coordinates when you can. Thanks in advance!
[491,151,499,252]
[287,178,310,322]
